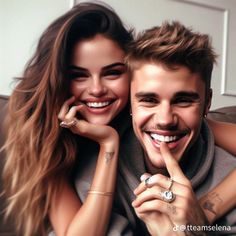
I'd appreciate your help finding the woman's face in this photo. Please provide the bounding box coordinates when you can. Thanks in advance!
[68,34,129,125]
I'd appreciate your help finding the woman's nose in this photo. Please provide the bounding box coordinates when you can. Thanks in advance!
[88,77,107,96]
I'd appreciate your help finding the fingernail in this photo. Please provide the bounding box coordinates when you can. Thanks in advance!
[132,200,137,207]
[140,175,146,182]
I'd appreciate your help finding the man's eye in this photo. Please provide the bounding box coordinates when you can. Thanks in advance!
[139,97,158,103]
[174,98,193,107]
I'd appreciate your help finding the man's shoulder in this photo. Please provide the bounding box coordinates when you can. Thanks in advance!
[196,145,236,196]
[197,145,236,197]
[213,145,236,177]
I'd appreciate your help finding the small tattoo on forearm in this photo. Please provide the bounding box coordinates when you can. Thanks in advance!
[202,192,223,215]
[105,152,114,164]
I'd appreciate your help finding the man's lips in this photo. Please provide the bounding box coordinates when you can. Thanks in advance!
[150,133,179,142]
[145,131,186,144]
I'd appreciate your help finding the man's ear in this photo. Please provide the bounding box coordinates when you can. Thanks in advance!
[205,88,212,115]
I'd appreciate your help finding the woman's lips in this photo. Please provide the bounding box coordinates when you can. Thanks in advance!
[79,99,116,114]
[86,101,111,108]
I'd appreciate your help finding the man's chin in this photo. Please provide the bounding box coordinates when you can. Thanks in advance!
[145,148,184,169]
[145,151,166,170]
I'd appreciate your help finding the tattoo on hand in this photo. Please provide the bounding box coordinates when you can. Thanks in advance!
[202,192,223,215]
[105,152,114,164]
[202,200,217,215]
[167,204,177,215]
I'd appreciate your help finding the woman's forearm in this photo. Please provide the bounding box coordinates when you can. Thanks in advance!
[66,140,119,236]
[207,118,236,155]
[199,169,236,224]
[50,137,119,236]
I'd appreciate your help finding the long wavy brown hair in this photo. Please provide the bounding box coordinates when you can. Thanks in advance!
[2,2,133,235]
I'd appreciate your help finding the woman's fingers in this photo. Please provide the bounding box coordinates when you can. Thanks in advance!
[58,96,75,120]
[64,105,83,121]
[59,105,84,129]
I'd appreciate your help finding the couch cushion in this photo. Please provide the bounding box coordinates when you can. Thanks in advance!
[208,106,236,123]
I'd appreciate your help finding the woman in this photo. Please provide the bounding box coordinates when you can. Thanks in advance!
[2,2,236,236]
[3,2,132,236]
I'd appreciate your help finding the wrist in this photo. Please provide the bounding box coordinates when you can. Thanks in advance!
[101,132,119,151]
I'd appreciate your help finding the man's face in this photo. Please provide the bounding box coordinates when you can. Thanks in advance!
[130,62,210,171]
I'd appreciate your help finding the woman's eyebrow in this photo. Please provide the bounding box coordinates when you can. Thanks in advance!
[67,65,88,72]
[102,62,126,70]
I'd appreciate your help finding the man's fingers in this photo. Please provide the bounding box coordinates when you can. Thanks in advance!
[134,173,151,195]
[160,142,190,185]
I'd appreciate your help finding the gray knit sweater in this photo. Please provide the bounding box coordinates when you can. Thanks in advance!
[74,119,236,235]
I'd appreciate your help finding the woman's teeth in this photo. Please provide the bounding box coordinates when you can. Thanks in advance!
[86,101,110,108]
[150,133,178,143]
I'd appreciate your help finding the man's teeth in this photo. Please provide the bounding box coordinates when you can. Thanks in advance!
[87,101,110,108]
[150,133,178,142]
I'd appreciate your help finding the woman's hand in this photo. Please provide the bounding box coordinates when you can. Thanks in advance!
[132,142,208,236]
[58,96,119,147]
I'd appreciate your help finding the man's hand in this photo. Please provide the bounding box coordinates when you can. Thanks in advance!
[132,142,208,235]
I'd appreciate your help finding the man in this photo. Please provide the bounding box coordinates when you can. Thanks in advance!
[120,21,236,235]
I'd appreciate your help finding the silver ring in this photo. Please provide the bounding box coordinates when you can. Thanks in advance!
[60,119,77,128]
[145,177,151,187]
[167,178,174,191]
[161,190,176,203]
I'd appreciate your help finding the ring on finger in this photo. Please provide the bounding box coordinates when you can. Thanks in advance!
[167,177,174,191]
[144,177,151,187]
[161,190,176,203]
[60,118,77,128]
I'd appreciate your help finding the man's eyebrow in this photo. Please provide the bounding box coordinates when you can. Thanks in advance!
[135,92,158,98]
[174,91,200,99]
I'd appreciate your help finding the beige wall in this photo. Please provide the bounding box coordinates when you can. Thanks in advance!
[0,0,71,95]
[1,0,236,109]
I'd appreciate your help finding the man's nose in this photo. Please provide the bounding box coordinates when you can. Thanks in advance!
[154,103,178,129]
[88,77,107,96]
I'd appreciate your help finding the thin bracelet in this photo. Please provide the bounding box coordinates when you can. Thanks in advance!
[87,190,113,196]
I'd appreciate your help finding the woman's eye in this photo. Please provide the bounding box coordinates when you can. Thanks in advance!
[103,70,124,78]
[68,72,88,81]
